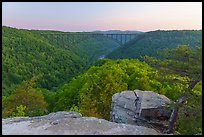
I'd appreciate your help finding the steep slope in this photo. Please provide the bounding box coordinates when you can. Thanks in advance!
[2,26,121,96]
[2,26,85,96]
[31,30,121,64]
[106,30,202,60]
[64,36,120,63]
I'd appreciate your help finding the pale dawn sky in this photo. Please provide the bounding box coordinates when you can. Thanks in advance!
[2,2,202,32]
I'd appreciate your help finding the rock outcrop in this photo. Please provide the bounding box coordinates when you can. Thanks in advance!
[110,90,172,133]
[2,111,162,135]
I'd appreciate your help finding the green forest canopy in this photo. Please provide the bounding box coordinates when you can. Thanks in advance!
[2,26,120,96]
[2,26,202,135]
[107,30,202,60]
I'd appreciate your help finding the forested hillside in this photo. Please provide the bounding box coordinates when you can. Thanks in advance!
[49,44,202,134]
[53,59,186,117]
[31,30,120,63]
[53,45,202,134]
[107,30,202,60]
[2,27,202,135]
[2,26,120,96]
[2,26,81,96]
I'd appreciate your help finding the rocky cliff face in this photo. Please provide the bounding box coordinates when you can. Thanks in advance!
[2,111,162,135]
[110,90,172,133]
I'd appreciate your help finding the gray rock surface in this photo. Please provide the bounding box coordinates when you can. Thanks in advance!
[2,111,162,135]
[110,90,172,132]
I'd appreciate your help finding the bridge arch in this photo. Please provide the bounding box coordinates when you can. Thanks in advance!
[40,33,142,46]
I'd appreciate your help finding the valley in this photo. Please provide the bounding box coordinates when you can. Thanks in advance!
[2,26,202,135]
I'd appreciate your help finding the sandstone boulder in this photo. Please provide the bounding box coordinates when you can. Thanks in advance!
[110,90,172,132]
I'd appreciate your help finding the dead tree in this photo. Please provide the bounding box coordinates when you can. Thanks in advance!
[167,79,200,134]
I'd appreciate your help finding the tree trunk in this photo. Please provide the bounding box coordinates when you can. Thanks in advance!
[167,96,187,134]
[167,79,200,134]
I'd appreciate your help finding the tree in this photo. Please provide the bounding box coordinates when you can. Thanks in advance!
[2,76,48,118]
[12,105,26,117]
[54,58,184,120]
[144,45,202,134]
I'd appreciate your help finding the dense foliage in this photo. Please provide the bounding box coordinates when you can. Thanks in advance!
[53,59,186,119]
[144,45,202,135]
[31,30,120,63]
[2,26,120,96]
[2,26,84,96]
[2,76,48,118]
[107,30,202,60]
[2,26,202,135]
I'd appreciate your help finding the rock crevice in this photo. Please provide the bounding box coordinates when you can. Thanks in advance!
[110,90,172,133]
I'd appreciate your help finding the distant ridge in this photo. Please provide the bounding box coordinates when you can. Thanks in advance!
[106,30,202,60]
[92,30,144,34]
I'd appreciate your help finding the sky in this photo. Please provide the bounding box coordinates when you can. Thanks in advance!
[2,2,202,32]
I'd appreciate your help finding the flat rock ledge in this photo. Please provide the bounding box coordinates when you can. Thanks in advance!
[2,111,162,135]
